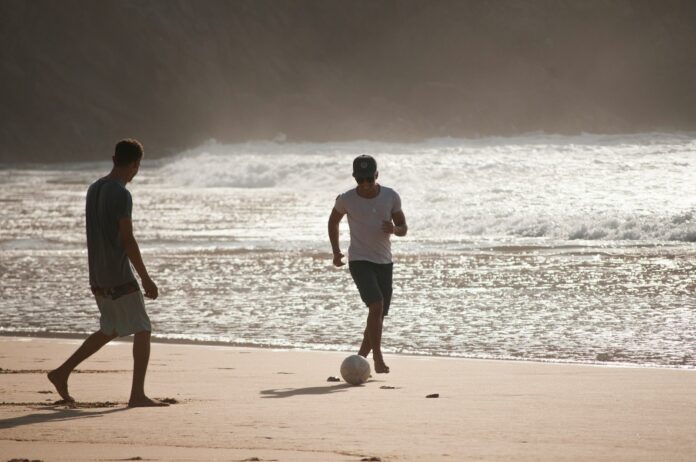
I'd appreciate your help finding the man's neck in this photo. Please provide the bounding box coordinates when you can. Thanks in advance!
[107,168,129,185]
[356,184,380,199]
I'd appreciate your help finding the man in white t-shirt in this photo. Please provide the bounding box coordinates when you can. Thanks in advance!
[328,155,408,373]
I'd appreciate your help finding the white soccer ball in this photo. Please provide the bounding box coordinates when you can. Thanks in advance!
[340,354,371,385]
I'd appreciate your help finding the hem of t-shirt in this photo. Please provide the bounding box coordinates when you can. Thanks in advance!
[348,256,393,265]
[91,277,138,290]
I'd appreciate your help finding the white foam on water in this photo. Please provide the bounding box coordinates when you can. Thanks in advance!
[152,133,696,245]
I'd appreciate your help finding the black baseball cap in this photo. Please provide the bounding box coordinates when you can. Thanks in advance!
[352,155,377,178]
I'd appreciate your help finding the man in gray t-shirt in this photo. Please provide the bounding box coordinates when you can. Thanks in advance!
[49,139,166,407]
[328,155,408,374]
[86,176,136,289]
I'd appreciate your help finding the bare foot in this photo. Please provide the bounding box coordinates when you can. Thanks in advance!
[48,369,75,402]
[128,396,170,408]
[374,361,390,374]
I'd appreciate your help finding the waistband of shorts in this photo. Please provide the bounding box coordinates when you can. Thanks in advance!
[91,280,140,299]
[348,260,394,267]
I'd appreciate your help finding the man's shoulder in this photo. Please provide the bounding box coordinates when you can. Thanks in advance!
[379,185,399,197]
[103,178,130,197]
[337,188,357,200]
[87,177,130,202]
[87,177,106,193]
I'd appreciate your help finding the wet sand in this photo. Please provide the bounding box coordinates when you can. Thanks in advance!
[1,336,695,461]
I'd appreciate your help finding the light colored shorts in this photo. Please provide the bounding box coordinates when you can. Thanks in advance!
[96,290,152,337]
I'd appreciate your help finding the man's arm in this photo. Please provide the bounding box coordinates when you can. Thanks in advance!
[118,217,158,299]
[328,208,345,267]
[382,210,408,237]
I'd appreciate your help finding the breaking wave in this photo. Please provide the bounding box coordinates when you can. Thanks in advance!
[152,134,696,243]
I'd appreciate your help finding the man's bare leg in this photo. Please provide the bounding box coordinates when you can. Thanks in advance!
[128,331,167,407]
[48,330,117,401]
[358,326,371,358]
[366,301,389,373]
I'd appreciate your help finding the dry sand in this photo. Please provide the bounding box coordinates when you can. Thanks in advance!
[1,336,695,461]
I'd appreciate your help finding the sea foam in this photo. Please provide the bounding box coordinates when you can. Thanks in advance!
[153,134,696,244]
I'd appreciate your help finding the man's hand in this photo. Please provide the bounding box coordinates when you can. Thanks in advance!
[333,252,345,267]
[142,276,159,300]
[387,211,408,237]
[120,217,158,297]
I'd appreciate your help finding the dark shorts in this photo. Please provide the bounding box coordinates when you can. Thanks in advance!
[348,260,394,316]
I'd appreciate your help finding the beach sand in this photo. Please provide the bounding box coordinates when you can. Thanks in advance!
[1,336,695,461]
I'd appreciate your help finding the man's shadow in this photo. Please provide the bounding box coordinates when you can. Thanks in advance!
[0,404,129,430]
[260,383,356,398]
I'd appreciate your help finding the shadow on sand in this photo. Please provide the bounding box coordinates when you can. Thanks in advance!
[0,403,128,430]
[260,383,357,398]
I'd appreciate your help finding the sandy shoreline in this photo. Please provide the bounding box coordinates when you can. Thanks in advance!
[4,331,692,370]
[1,336,695,461]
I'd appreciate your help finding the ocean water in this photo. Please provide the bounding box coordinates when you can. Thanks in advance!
[1,133,695,367]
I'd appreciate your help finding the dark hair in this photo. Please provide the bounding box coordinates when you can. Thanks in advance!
[113,139,144,166]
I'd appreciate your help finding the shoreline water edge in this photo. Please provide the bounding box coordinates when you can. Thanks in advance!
[2,332,694,371]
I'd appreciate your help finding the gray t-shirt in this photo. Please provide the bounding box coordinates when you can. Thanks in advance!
[86,177,136,289]
[334,185,402,264]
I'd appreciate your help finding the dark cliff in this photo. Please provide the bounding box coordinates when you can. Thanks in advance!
[2,0,696,162]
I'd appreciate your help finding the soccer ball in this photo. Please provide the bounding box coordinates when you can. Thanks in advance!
[340,354,371,385]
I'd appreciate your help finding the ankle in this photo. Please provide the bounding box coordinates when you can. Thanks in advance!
[129,391,146,400]
[50,368,68,377]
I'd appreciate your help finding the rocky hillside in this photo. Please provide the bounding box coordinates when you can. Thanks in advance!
[1,0,695,161]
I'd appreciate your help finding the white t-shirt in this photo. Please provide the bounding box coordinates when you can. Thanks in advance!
[334,185,402,264]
